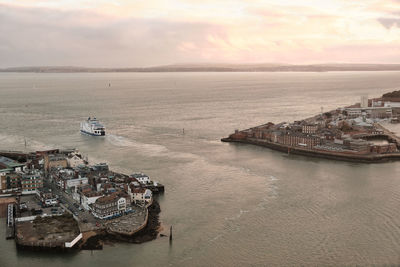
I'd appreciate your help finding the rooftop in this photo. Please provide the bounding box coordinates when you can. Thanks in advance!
[0,156,25,169]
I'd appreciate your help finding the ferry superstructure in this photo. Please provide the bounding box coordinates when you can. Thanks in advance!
[80,117,105,136]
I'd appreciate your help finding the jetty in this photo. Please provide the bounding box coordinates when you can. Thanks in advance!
[6,204,15,239]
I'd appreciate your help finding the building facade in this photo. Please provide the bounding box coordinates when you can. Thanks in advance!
[90,193,131,219]
[21,173,43,194]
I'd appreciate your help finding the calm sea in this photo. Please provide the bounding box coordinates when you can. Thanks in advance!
[1,72,400,266]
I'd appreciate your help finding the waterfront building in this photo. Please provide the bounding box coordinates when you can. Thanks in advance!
[128,186,152,205]
[130,173,150,185]
[279,133,321,149]
[384,101,400,108]
[21,172,43,194]
[90,193,131,219]
[370,143,397,153]
[0,156,26,173]
[302,124,318,134]
[5,173,21,190]
[0,172,21,192]
[46,154,68,171]
[67,153,85,168]
[343,139,371,153]
[344,107,392,119]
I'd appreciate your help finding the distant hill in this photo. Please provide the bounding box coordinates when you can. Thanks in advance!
[383,90,400,98]
[2,63,400,73]
[381,90,400,102]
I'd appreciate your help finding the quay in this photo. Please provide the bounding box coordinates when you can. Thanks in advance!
[222,91,400,163]
[14,212,82,251]
[222,137,400,163]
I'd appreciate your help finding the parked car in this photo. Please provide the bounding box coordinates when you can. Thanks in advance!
[32,209,43,215]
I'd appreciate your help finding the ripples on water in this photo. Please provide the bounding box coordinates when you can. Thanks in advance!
[1,72,400,266]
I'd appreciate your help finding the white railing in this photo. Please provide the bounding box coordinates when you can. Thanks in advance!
[65,233,82,248]
[15,213,64,222]
[15,215,37,222]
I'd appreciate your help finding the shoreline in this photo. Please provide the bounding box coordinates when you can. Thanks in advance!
[13,200,162,252]
[221,137,400,163]
[0,148,165,253]
[81,200,162,250]
[221,91,400,163]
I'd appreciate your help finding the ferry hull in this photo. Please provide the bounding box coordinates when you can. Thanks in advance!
[80,118,106,136]
[80,130,105,136]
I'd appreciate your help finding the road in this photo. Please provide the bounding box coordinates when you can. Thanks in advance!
[43,179,104,231]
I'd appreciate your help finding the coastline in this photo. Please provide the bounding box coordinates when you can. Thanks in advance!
[0,148,165,253]
[221,137,400,163]
[13,200,162,252]
[221,91,400,163]
[81,200,161,250]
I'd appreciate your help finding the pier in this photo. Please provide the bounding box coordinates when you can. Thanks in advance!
[6,204,15,240]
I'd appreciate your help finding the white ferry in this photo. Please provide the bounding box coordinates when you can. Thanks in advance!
[80,117,106,136]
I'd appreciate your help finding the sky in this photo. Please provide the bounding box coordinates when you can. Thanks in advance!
[0,0,400,67]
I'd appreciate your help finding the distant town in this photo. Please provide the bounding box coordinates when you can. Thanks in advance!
[2,63,400,73]
[222,90,400,163]
[0,149,164,250]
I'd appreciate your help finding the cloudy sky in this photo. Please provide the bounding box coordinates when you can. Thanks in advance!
[0,0,400,67]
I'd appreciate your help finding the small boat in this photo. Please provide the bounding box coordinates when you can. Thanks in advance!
[80,117,106,136]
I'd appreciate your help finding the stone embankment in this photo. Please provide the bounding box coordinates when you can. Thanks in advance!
[221,137,400,163]
[80,200,161,250]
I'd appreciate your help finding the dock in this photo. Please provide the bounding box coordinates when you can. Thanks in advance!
[6,203,15,239]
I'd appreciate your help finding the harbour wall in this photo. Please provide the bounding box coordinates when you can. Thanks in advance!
[222,137,400,163]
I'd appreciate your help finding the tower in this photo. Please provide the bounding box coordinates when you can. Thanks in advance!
[361,95,368,108]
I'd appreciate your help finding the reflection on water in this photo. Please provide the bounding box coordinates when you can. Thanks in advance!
[1,72,400,266]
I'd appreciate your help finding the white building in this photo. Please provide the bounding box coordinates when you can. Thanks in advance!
[130,173,151,185]
[345,107,392,119]
[67,153,85,168]
[128,186,152,205]
[361,95,369,108]
[82,192,102,210]
[384,101,400,108]
[66,177,88,189]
